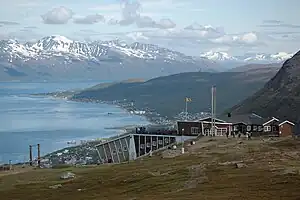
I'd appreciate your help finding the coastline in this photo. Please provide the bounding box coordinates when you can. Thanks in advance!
[22,92,167,167]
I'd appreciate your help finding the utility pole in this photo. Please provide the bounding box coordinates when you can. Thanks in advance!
[181,128,184,154]
[37,144,41,168]
[29,145,33,166]
[185,99,188,121]
[211,86,216,137]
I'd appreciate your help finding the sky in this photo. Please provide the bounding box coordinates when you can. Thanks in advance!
[0,0,299,56]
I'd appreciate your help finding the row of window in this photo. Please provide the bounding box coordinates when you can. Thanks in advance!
[191,125,277,134]
[191,127,228,135]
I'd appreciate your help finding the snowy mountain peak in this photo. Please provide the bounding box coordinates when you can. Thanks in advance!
[200,51,237,61]
[243,52,293,63]
[49,35,73,43]
[0,35,208,64]
[270,52,293,61]
[201,51,294,63]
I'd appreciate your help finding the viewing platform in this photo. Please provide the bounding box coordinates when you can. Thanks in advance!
[95,125,197,164]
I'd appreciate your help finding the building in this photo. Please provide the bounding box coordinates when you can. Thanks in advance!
[177,113,295,138]
[177,117,232,136]
[95,125,198,164]
[223,113,265,136]
[262,117,280,136]
[278,120,295,137]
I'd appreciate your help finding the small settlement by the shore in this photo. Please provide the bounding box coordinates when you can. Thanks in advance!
[2,111,296,169]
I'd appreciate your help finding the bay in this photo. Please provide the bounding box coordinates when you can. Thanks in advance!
[0,81,150,164]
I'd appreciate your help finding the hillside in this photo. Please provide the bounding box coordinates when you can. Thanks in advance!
[71,68,278,118]
[229,50,300,121]
[227,63,281,72]
[1,137,300,200]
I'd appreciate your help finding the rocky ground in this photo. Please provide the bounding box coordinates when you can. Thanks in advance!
[1,136,300,200]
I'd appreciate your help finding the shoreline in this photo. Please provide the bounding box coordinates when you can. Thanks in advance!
[34,91,175,125]
[1,93,164,167]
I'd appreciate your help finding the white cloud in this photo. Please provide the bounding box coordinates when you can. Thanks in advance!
[73,14,105,24]
[41,6,73,24]
[211,32,259,45]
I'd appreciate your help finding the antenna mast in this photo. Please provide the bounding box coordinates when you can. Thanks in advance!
[211,86,216,136]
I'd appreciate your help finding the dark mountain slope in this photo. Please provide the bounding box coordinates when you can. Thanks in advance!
[227,63,281,72]
[72,68,278,118]
[229,50,300,121]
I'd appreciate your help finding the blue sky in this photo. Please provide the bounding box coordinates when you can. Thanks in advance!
[0,0,299,56]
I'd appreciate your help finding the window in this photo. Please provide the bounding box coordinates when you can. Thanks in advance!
[164,138,169,144]
[253,126,257,131]
[233,125,238,131]
[221,128,227,133]
[216,128,227,136]
[204,129,210,135]
[191,127,200,135]
[247,125,251,131]
[264,126,271,132]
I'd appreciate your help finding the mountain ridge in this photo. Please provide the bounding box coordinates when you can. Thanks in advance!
[228,50,300,122]
[200,51,293,63]
[69,67,279,118]
[0,35,219,81]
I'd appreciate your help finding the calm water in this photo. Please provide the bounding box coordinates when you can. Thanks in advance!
[0,81,149,164]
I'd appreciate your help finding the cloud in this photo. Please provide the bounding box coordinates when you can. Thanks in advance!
[0,21,20,25]
[73,14,105,24]
[41,6,73,24]
[184,23,225,38]
[211,32,261,46]
[259,20,300,29]
[262,20,282,24]
[109,0,176,29]
[23,26,38,29]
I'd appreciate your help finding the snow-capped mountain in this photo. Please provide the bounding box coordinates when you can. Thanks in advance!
[0,35,215,63]
[242,52,293,63]
[200,51,293,63]
[200,51,237,61]
[0,35,216,81]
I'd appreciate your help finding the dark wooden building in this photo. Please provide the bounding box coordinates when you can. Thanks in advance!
[262,117,280,136]
[177,117,232,136]
[222,113,265,136]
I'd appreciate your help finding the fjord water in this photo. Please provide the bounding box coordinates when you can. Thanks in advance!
[0,81,149,164]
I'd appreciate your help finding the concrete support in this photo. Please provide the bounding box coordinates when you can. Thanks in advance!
[107,142,114,163]
[102,145,108,162]
[119,139,126,161]
[113,141,120,163]
[128,135,137,161]
[138,135,141,157]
